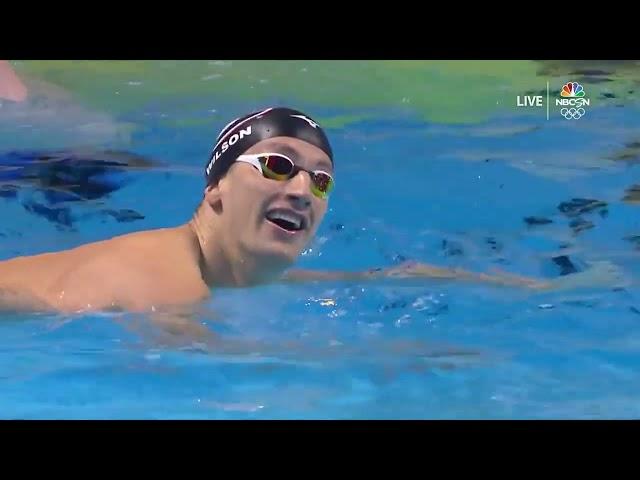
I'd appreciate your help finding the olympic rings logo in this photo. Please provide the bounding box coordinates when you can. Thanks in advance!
[560,107,585,120]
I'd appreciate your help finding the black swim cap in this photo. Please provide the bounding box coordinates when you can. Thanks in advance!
[205,107,333,186]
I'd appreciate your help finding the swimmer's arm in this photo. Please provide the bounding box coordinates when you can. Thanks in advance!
[0,286,52,313]
[282,262,551,289]
[0,61,28,102]
[138,310,219,347]
[284,260,626,291]
[381,262,552,289]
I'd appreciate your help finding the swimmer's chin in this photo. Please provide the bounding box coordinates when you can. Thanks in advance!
[236,243,306,280]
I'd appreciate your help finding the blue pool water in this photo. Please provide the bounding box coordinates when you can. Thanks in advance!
[1,62,639,419]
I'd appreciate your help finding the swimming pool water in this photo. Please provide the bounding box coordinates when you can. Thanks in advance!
[1,61,639,419]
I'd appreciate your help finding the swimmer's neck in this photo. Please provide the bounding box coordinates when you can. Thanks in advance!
[185,209,284,289]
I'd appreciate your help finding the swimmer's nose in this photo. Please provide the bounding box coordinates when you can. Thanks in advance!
[284,170,312,209]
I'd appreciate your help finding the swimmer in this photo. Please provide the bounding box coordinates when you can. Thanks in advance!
[0,107,626,314]
[0,61,28,102]
[0,61,132,151]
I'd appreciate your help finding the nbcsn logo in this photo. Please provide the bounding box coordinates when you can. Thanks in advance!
[556,82,590,108]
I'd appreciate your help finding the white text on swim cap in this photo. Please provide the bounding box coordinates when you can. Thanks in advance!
[206,125,252,176]
[290,114,319,128]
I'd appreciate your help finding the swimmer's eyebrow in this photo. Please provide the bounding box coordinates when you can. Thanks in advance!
[313,158,333,172]
[268,143,299,158]
[268,142,333,172]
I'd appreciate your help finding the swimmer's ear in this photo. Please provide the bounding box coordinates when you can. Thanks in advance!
[203,183,223,214]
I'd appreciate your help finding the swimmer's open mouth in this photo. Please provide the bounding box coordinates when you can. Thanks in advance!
[265,209,306,232]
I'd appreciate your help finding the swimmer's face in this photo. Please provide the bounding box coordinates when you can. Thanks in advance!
[207,136,333,270]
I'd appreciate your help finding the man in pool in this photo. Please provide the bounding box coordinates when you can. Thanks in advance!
[0,106,624,314]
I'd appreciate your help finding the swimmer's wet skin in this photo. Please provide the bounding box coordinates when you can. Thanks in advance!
[0,107,627,320]
[0,61,27,102]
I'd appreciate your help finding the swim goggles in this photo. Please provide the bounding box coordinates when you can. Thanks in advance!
[236,152,334,199]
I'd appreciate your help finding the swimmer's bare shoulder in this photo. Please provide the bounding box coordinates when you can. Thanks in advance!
[0,249,76,312]
[56,228,210,313]
[0,227,210,314]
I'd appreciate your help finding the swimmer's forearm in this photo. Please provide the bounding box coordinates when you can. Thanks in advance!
[381,263,552,289]
[281,269,372,283]
[283,264,551,289]
[282,266,470,283]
